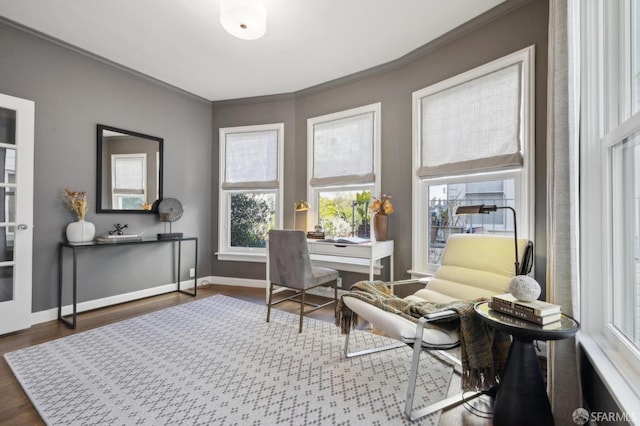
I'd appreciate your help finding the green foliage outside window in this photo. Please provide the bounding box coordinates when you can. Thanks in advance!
[318,190,371,237]
[230,193,275,248]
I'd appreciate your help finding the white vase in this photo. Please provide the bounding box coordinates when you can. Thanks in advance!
[66,219,96,243]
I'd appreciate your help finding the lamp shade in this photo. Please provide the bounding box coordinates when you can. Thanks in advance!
[220,0,267,40]
[294,200,310,212]
[455,204,498,215]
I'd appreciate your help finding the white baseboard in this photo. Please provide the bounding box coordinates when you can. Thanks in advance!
[30,277,207,326]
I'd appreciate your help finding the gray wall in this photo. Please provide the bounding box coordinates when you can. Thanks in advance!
[212,0,550,292]
[0,23,213,312]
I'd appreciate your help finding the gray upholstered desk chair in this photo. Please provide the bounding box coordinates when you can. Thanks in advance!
[266,229,339,333]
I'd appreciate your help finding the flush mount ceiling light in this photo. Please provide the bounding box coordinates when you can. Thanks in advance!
[220,0,267,40]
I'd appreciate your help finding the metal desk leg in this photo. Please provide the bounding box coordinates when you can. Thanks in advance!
[58,245,77,329]
[177,239,196,297]
[177,240,181,292]
[369,251,374,281]
[193,238,198,297]
[57,245,63,322]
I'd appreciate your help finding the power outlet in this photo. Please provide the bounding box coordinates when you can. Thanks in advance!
[189,268,195,278]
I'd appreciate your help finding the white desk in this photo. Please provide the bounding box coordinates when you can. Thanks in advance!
[306,239,394,281]
[265,239,394,301]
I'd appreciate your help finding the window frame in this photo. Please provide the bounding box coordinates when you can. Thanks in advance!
[411,46,535,276]
[110,153,147,210]
[306,103,382,233]
[217,123,284,262]
[580,0,640,412]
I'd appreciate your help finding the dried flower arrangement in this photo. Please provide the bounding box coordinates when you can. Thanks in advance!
[370,194,394,215]
[63,188,88,220]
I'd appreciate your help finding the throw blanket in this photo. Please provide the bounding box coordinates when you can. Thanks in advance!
[338,280,511,391]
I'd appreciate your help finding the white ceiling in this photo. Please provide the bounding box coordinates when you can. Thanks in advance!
[0,0,505,101]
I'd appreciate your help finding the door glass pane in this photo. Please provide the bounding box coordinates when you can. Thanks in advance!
[427,178,515,265]
[0,107,16,145]
[0,226,15,262]
[0,265,14,303]
[230,192,275,248]
[0,148,16,184]
[611,130,640,347]
[0,187,15,223]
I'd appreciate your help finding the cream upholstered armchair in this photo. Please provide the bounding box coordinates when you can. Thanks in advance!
[341,233,533,420]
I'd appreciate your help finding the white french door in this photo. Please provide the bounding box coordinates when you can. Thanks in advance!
[0,93,34,335]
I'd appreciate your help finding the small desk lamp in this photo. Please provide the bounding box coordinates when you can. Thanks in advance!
[293,200,310,230]
[455,204,519,275]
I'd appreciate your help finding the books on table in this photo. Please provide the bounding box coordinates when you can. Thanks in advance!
[490,309,563,329]
[489,293,562,326]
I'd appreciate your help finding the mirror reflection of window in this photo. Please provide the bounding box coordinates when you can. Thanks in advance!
[111,154,147,210]
[97,124,163,213]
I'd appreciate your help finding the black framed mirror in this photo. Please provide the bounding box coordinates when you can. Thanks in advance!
[96,124,163,213]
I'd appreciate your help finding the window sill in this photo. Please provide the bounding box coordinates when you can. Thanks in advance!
[580,334,640,417]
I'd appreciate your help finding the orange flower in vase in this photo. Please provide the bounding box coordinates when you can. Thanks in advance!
[370,194,393,240]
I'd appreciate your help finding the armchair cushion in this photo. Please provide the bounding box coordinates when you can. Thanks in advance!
[311,267,340,287]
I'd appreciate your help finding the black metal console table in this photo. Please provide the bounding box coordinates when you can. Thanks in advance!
[58,237,198,329]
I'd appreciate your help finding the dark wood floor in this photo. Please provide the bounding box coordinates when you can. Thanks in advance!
[0,284,492,425]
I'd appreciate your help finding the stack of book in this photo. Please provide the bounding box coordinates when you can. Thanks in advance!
[306,231,325,239]
[489,293,562,327]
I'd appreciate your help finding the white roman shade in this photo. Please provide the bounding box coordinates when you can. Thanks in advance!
[418,64,523,178]
[222,130,279,189]
[112,155,145,194]
[310,112,375,186]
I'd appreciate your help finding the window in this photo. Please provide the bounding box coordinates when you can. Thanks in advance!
[218,124,283,260]
[412,46,535,275]
[111,153,146,209]
[307,103,381,237]
[581,0,640,410]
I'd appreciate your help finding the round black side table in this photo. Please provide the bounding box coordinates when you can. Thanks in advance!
[474,301,579,426]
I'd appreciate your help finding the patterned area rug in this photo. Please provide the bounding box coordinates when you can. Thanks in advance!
[5,295,453,425]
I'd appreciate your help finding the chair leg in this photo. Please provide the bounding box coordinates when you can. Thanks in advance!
[343,312,405,358]
[299,289,305,333]
[343,312,353,357]
[405,318,427,417]
[404,317,483,421]
[334,279,338,319]
[266,282,273,323]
